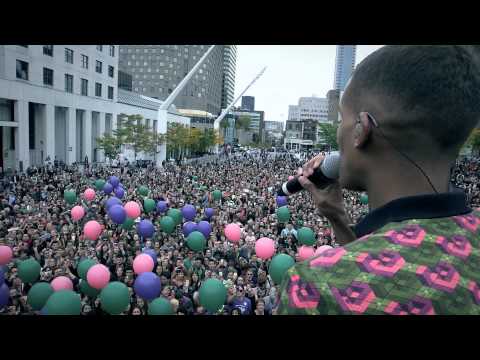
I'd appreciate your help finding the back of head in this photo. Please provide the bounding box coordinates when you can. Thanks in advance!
[344,45,480,156]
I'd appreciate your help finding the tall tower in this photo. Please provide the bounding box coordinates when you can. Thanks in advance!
[221,45,237,110]
[334,45,357,91]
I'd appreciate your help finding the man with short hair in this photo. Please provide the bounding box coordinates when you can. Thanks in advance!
[278,45,480,315]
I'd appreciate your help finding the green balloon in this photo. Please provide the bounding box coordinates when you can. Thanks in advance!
[95,179,106,191]
[269,254,295,285]
[27,282,54,311]
[167,208,182,226]
[79,280,100,298]
[199,278,227,313]
[360,194,369,205]
[138,186,149,197]
[187,231,206,252]
[296,220,304,227]
[77,259,96,281]
[18,258,41,284]
[277,206,290,223]
[64,190,77,205]
[192,176,198,181]
[100,281,130,315]
[45,290,81,315]
[297,227,316,246]
[159,216,176,234]
[148,297,174,315]
[144,198,156,213]
[122,218,135,230]
[212,190,222,201]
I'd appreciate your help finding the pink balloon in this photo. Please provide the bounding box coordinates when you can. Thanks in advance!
[298,246,315,261]
[288,175,295,181]
[255,237,275,260]
[71,206,85,221]
[86,264,111,289]
[0,245,13,266]
[133,254,155,275]
[83,220,102,241]
[224,223,241,243]
[315,245,333,256]
[124,201,141,219]
[51,276,74,292]
[84,188,96,201]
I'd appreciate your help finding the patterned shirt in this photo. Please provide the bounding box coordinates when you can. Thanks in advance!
[277,194,480,315]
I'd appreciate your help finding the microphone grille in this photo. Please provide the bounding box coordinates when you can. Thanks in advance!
[320,151,341,179]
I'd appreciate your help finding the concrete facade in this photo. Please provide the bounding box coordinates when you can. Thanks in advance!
[334,45,356,91]
[288,97,329,123]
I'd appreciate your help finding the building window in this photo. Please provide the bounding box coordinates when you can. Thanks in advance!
[16,60,28,80]
[96,61,102,73]
[43,45,53,56]
[65,74,73,93]
[97,45,103,51]
[18,45,28,48]
[95,82,102,97]
[108,65,114,77]
[65,48,74,64]
[29,103,35,150]
[78,54,88,69]
[108,86,113,99]
[43,68,53,86]
[81,78,88,96]
[109,45,115,57]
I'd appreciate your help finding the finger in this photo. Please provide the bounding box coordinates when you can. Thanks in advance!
[298,175,315,191]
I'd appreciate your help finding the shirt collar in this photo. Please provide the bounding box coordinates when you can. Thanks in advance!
[353,192,472,238]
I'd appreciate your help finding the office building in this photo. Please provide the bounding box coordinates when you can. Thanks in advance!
[327,89,341,123]
[119,45,236,116]
[222,46,237,109]
[177,109,215,131]
[264,121,284,147]
[288,97,329,123]
[0,45,190,171]
[118,70,133,92]
[334,45,356,91]
[223,107,264,145]
[241,96,255,112]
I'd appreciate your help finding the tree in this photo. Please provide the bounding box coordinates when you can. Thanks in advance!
[236,115,251,131]
[317,123,339,151]
[464,128,480,155]
[96,134,121,164]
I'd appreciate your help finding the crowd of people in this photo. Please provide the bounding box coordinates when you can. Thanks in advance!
[0,150,478,315]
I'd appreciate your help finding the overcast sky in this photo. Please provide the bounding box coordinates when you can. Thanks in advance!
[233,45,383,122]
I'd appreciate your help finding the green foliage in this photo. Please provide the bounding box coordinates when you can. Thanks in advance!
[96,134,121,161]
[235,115,251,131]
[318,123,339,151]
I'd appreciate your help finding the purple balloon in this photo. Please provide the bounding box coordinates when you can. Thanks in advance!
[105,197,122,210]
[109,176,120,188]
[205,208,214,219]
[103,183,113,194]
[134,272,161,300]
[182,221,198,237]
[197,221,212,238]
[0,283,9,309]
[276,196,288,207]
[114,187,125,199]
[109,204,127,225]
[137,219,155,238]
[156,201,168,213]
[182,204,196,221]
[143,248,157,265]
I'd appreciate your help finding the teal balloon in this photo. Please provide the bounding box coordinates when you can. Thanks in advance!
[148,297,174,315]
[79,280,100,298]
[212,190,222,201]
[143,198,156,213]
[269,254,295,285]
[138,186,149,197]
[77,259,96,281]
[100,281,130,315]
[122,218,135,230]
[95,179,106,191]
[159,216,176,234]
[18,258,41,284]
[199,278,227,313]
[45,290,81,315]
[297,227,316,246]
[167,208,182,226]
[360,194,369,205]
[276,206,290,223]
[64,190,77,205]
[187,231,206,252]
[27,282,54,311]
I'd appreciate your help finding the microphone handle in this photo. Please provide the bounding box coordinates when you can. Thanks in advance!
[278,167,336,196]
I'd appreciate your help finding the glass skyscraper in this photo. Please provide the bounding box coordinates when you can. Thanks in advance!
[334,45,357,91]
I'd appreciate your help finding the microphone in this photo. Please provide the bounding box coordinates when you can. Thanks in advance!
[277,152,341,196]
